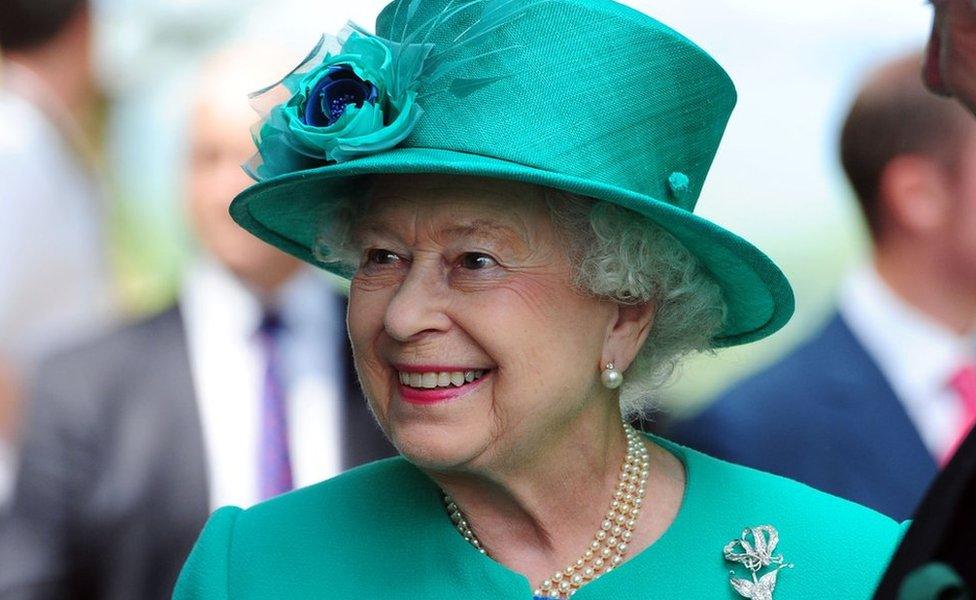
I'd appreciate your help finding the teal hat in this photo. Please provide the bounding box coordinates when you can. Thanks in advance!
[230,0,794,347]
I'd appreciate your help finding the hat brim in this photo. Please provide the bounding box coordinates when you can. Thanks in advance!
[230,146,794,347]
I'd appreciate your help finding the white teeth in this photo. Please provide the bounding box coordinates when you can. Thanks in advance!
[398,369,488,389]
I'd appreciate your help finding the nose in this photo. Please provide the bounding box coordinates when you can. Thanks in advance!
[383,255,452,342]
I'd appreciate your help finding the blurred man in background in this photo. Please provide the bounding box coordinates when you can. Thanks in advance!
[875,4,976,596]
[0,47,394,600]
[671,52,976,522]
[0,0,118,508]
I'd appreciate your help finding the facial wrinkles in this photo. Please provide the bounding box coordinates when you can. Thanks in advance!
[356,227,482,366]
[393,202,530,251]
[434,217,563,341]
[454,268,600,472]
[362,191,559,271]
[350,179,614,468]
[356,189,598,347]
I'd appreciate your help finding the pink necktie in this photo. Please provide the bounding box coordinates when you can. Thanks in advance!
[941,364,976,466]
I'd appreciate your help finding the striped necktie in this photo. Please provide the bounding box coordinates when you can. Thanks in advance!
[256,310,294,500]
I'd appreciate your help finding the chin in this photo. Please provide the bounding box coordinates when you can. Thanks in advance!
[388,420,488,472]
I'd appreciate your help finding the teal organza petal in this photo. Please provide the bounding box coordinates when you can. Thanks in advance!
[244,121,321,181]
[341,32,394,74]
[335,92,422,154]
[281,102,387,162]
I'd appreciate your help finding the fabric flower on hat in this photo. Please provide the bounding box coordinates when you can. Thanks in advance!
[249,31,424,177]
[244,2,550,181]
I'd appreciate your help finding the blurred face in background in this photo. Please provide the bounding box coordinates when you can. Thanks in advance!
[926,0,976,114]
[185,61,301,291]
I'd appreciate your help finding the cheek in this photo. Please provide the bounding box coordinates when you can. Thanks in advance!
[348,281,397,416]
[455,274,609,398]
[348,275,395,335]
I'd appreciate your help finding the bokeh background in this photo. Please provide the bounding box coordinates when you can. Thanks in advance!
[93,0,933,416]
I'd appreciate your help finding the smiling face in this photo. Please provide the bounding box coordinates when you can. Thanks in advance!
[346,175,620,473]
[926,0,976,115]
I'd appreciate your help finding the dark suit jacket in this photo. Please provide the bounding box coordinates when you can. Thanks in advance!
[874,427,976,598]
[670,312,939,522]
[0,303,395,600]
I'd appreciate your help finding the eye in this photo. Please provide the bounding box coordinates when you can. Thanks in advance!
[459,252,497,270]
[363,248,401,266]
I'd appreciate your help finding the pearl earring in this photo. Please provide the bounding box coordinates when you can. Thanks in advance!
[600,362,623,389]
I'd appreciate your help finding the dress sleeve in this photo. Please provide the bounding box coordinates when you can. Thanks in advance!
[172,506,243,600]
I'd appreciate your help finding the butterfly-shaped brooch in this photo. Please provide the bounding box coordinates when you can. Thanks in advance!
[723,525,794,600]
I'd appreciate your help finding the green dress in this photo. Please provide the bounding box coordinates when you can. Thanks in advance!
[174,436,906,599]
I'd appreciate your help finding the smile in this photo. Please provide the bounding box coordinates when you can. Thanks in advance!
[397,369,487,389]
[393,366,492,405]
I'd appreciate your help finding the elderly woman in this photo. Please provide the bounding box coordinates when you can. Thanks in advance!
[175,0,905,598]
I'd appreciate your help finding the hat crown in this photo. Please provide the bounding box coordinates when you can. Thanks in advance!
[229,0,794,348]
[375,0,736,211]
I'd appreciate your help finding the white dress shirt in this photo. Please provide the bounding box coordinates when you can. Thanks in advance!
[180,260,345,510]
[0,63,115,370]
[839,264,976,460]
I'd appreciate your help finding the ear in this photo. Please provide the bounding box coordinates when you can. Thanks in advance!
[878,155,953,236]
[601,301,655,372]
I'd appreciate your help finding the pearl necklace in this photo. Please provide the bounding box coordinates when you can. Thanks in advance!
[443,423,651,599]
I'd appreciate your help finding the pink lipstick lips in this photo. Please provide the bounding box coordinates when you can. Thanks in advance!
[394,365,491,405]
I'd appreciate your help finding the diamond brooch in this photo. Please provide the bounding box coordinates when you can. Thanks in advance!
[723,525,793,600]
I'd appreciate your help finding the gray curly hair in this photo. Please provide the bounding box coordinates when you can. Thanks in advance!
[314,179,727,417]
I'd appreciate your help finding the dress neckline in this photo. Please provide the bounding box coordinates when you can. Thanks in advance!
[425,433,698,598]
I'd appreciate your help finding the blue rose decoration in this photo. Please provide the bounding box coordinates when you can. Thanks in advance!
[252,32,424,174]
[303,66,380,127]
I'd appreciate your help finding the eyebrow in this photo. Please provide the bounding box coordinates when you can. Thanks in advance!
[440,219,530,246]
[355,217,530,247]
